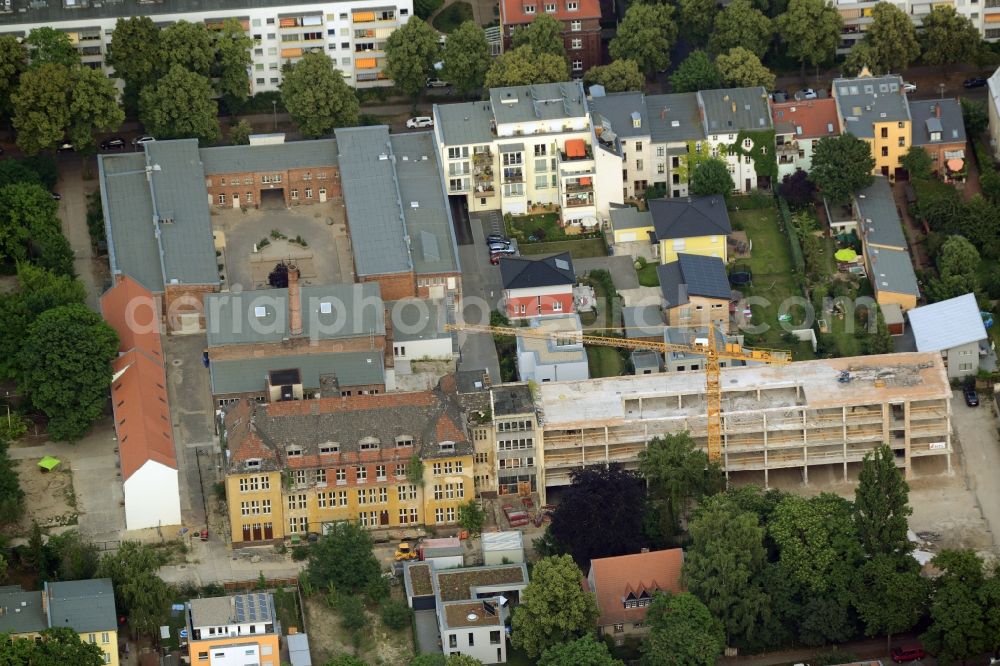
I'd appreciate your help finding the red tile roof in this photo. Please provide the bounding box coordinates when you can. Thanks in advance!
[586,549,684,626]
[111,349,176,479]
[100,276,162,360]
[771,98,839,140]
[501,0,600,26]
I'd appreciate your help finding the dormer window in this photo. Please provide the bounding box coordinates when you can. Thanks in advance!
[245,459,261,469]
[930,131,941,141]
[286,446,302,458]
[439,440,455,452]
[396,436,414,448]
[359,437,380,451]
[319,442,340,454]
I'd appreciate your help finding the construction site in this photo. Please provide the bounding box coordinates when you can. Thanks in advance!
[537,352,953,492]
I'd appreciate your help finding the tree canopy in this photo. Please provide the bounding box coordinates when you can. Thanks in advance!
[900,146,933,181]
[26,28,80,68]
[512,14,566,57]
[775,0,842,75]
[510,555,599,658]
[0,439,24,527]
[215,18,254,112]
[922,550,990,664]
[0,36,27,120]
[442,22,491,97]
[385,17,440,98]
[642,593,725,666]
[537,634,624,666]
[159,20,216,76]
[669,51,721,93]
[96,541,171,638]
[679,0,719,46]
[920,6,981,68]
[854,443,912,559]
[708,0,772,58]
[0,627,105,666]
[484,45,570,89]
[584,60,646,93]
[307,521,381,593]
[609,3,677,76]
[810,132,875,203]
[139,65,220,143]
[927,235,980,302]
[716,47,775,90]
[107,17,162,113]
[690,158,736,197]
[281,52,360,138]
[864,2,920,74]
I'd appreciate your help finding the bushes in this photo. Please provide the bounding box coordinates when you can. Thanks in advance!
[380,599,412,630]
[975,139,1000,206]
[776,197,805,273]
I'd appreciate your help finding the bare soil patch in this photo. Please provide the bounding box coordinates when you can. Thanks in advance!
[9,459,77,533]
[303,588,413,666]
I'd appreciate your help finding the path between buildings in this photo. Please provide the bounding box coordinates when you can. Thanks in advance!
[55,155,106,310]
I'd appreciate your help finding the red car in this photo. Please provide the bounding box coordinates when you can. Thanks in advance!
[489,253,502,265]
[890,645,926,662]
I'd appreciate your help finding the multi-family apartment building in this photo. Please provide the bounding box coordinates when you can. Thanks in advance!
[186,592,281,666]
[832,71,912,181]
[0,0,412,90]
[771,98,839,179]
[0,580,120,666]
[696,87,774,193]
[223,389,474,545]
[537,352,952,491]
[834,0,994,54]
[499,0,603,76]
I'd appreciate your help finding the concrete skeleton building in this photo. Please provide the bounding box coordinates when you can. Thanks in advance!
[0,0,413,91]
[537,352,952,493]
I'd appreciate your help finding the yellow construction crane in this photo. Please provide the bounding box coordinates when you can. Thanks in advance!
[445,322,792,462]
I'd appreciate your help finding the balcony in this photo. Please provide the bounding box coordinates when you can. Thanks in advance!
[564,193,594,208]
[502,168,524,184]
[564,179,592,194]
[474,185,496,197]
[559,145,593,161]
[473,150,493,166]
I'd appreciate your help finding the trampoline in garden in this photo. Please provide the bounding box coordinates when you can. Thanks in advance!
[730,270,752,286]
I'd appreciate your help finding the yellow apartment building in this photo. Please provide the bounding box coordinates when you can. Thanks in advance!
[0,579,119,666]
[224,390,475,545]
[833,70,912,182]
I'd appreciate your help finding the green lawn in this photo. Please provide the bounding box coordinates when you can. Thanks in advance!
[164,600,189,652]
[519,238,607,259]
[636,263,659,287]
[273,587,303,635]
[431,1,472,32]
[508,213,565,242]
[583,271,624,377]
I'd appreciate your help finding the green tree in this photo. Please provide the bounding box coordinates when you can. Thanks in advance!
[484,45,569,88]
[928,235,980,302]
[229,119,253,145]
[854,553,929,650]
[708,0,772,58]
[96,541,171,638]
[638,433,723,541]
[866,2,920,74]
[26,28,80,68]
[442,21,491,98]
[0,36,28,119]
[716,47,775,89]
[444,657,483,666]
[843,41,877,77]
[962,98,989,138]
[961,194,1000,258]
[324,656,368,666]
[281,52,360,138]
[11,63,72,155]
[668,50,721,93]
[139,65,220,143]
[48,530,100,581]
[584,60,646,93]
[0,183,63,267]
[215,18,254,113]
[107,17,162,114]
[18,304,117,441]
[385,17,440,99]
[609,3,677,76]
[690,158,736,197]
[642,593,725,666]
[920,6,981,68]
[679,0,718,46]
[512,14,566,57]
[0,627,105,665]
[854,443,912,558]
[68,66,126,154]
[30,222,74,276]
[900,146,933,181]
[159,20,216,76]
[538,635,623,666]
[510,555,599,658]
[457,500,485,535]
[0,440,24,527]
[683,495,769,648]
[775,0,842,77]
[922,550,989,664]
[308,521,381,593]
[810,132,875,203]
[379,599,412,631]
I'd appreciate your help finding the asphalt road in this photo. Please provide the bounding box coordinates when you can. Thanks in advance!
[950,390,1000,550]
[456,211,503,382]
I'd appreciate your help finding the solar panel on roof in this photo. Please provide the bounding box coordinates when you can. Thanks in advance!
[421,230,440,262]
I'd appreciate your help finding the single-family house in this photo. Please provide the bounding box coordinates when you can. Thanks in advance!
[771,98,839,179]
[907,293,989,379]
[586,549,684,643]
[516,314,589,383]
[649,196,731,264]
[500,252,576,320]
[832,71,911,181]
[909,100,967,182]
[657,253,731,329]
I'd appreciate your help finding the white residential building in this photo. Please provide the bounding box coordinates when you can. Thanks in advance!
[696,87,774,193]
[0,0,412,91]
[515,314,589,383]
[834,0,994,54]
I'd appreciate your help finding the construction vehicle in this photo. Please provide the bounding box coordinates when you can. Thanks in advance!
[444,323,791,462]
[394,541,418,561]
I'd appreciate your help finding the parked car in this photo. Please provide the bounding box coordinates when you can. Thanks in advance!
[795,88,817,100]
[964,387,980,407]
[902,82,917,93]
[488,240,513,251]
[964,77,988,88]
[490,245,517,256]
[406,116,434,129]
[132,135,155,146]
[486,234,509,244]
[56,141,74,152]
[50,192,62,201]
[426,78,450,88]
[890,645,926,662]
[489,253,503,265]
[100,137,126,150]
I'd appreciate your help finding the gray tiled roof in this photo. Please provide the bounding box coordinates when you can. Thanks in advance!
[387,298,449,343]
[610,206,653,231]
[646,93,705,144]
[589,92,649,139]
[658,253,730,307]
[210,350,385,395]
[489,82,588,126]
[856,177,907,249]
[833,74,910,139]
[335,126,411,277]
[697,87,772,134]
[500,252,575,289]
[99,152,163,292]
[909,99,966,146]
[435,102,496,146]
[200,139,338,174]
[866,245,920,298]
[649,196,732,240]
[622,305,664,338]
[47,579,117,634]
[205,282,384,347]
[0,587,46,634]
[390,132,461,275]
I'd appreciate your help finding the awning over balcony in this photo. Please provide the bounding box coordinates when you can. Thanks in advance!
[499,142,524,153]
[986,12,1000,21]
[565,139,586,158]
[356,57,377,69]
[281,48,303,57]
[279,17,297,27]
[353,11,376,21]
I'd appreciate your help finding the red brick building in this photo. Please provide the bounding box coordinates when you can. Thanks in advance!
[499,0,603,77]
